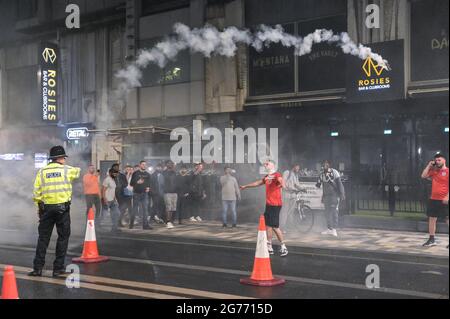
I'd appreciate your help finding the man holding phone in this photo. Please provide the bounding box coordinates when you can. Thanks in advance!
[421,153,449,247]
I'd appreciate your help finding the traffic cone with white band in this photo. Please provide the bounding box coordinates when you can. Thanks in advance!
[240,215,285,286]
[73,208,109,264]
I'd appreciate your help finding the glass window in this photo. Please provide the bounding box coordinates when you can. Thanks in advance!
[298,15,347,92]
[248,24,295,96]
[139,37,191,87]
[16,0,37,20]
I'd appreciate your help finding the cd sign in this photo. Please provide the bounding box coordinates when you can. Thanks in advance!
[66,127,89,140]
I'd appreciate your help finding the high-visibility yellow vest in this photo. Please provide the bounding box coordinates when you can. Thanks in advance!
[33,162,81,205]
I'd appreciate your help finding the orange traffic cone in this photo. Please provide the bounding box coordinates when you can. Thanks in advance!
[1,266,19,299]
[240,215,285,287]
[72,208,109,264]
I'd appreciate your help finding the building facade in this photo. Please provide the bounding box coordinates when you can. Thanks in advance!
[0,0,448,216]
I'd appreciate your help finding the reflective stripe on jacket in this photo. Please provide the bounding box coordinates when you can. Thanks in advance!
[33,162,81,205]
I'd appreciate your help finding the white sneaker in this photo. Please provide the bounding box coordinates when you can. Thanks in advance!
[154,215,163,223]
[330,229,338,237]
[166,222,174,229]
[267,244,274,255]
[280,245,288,257]
[321,229,333,235]
[195,216,203,222]
[190,216,197,222]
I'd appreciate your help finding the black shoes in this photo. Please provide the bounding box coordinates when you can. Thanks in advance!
[28,269,42,277]
[222,223,227,228]
[28,269,71,277]
[52,269,71,278]
[232,224,237,228]
[423,238,437,247]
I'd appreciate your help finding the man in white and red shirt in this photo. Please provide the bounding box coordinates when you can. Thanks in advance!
[240,160,288,257]
[421,153,449,247]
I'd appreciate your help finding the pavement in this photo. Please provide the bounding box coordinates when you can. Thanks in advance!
[109,219,449,259]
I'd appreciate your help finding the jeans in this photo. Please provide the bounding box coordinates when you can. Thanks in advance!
[118,196,132,225]
[177,194,189,222]
[324,197,340,229]
[151,193,165,219]
[104,201,120,231]
[33,203,71,271]
[131,193,149,228]
[222,200,237,225]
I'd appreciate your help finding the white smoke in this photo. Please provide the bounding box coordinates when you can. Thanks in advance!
[115,23,390,99]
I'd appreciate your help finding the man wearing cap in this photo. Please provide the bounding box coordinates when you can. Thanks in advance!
[29,146,81,277]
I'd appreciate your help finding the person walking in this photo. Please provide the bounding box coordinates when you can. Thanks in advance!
[29,146,81,277]
[316,160,345,237]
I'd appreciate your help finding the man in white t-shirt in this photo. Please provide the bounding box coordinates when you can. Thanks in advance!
[102,168,121,233]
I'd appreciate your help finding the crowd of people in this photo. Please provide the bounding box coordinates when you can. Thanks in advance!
[82,160,243,233]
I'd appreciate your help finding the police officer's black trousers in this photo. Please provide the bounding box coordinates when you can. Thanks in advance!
[33,204,71,271]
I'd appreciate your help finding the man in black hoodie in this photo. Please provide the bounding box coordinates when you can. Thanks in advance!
[188,162,206,222]
[130,160,152,230]
[162,160,178,229]
[176,166,191,224]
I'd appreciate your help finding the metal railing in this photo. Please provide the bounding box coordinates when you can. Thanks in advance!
[354,184,427,214]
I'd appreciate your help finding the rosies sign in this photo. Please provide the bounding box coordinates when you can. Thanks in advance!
[346,40,404,103]
[40,42,58,122]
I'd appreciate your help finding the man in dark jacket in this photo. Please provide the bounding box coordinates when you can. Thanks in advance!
[188,162,206,222]
[176,166,191,224]
[111,164,128,227]
[130,160,152,230]
[150,163,165,224]
[162,160,178,229]
[316,160,345,237]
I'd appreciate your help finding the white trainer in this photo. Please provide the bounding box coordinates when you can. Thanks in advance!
[195,216,203,222]
[190,216,197,222]
[166,222,174,229]
[321,229,332,235]
[330,229,338,237]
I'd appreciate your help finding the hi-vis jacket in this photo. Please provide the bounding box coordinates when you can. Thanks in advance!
[33,162,81,205]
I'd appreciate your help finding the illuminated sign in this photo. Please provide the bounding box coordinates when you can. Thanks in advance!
[0,153,25,161]
[347,40,404,103]
[42,48,57,64]
[35,153,48,169]
[66,127,90,140]
[40,42,58,122]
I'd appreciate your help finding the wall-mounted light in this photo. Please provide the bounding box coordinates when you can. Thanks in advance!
[384,129,392,135]
[330,132,339,137]
[445,127,449,133]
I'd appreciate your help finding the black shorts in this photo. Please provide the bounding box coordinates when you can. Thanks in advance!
[427,200,449,218]
[264,205,281,228]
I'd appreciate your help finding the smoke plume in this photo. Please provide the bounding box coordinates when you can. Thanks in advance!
[116,23,390,99]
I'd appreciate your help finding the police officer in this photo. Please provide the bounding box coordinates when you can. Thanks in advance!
[28,146,81,277]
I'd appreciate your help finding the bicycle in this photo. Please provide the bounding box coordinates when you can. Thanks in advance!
[286,189,315,233]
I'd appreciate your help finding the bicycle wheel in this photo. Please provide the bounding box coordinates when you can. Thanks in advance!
[293,205,314,233]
